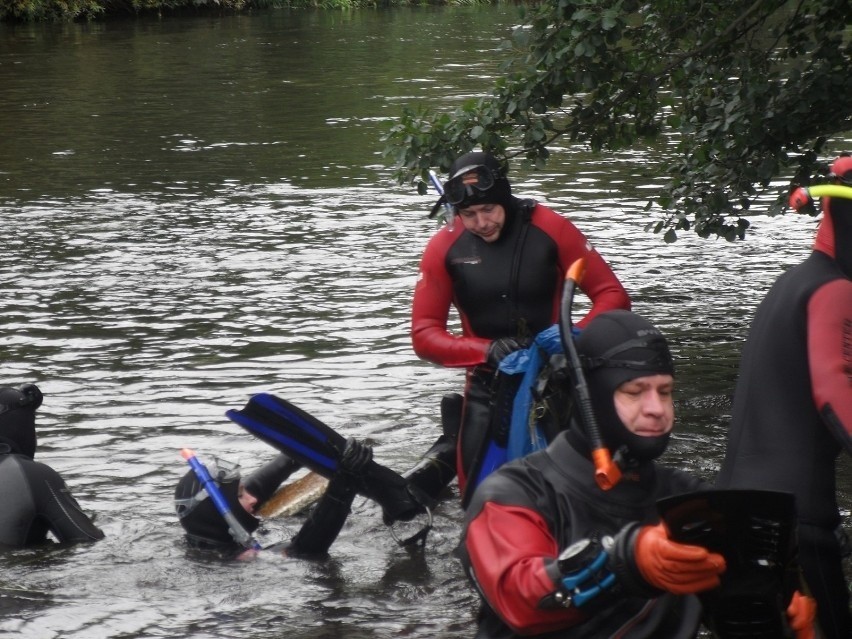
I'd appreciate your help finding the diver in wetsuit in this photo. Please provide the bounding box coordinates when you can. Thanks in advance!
[175,418,458,557]
[0,383,105,547]
[175,442,373,557]
[460,310,817,639]
[412,151,630,503]
[717,154,852,638]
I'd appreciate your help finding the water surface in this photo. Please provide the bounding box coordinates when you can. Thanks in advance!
[1,7,849,638]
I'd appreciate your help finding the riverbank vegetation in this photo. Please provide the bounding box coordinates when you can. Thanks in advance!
[384,0,852,241]
[0,0,470,21]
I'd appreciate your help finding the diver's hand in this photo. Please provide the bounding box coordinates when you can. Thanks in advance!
[486,337,529,368]
[786,590,816,639]
[235,547,261,562]
[633,523,725,594]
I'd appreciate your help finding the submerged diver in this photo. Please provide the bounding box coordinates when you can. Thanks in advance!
[0,383,105,547]
[411,150,630,503]
[175,408,458,557]
[176,442,373,557]
[459,310,816,638]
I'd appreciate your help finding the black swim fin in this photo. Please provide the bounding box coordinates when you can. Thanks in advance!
[226,393,424,524]
[658,489,801,638]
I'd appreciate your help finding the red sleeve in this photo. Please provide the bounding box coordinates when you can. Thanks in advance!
[411,229,491,367]
[808,279,852,453]
[465,502,586,634]
[533,206,631,328]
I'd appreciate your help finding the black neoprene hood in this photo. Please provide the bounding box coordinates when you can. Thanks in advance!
[0,384,42,459]
[174,467,260,548]
[575,310,675,462]
[447,151,514,212]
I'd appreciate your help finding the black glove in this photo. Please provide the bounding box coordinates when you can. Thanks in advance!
[242,453,301,505]
[339,437,373,476]
[486,337,529,368]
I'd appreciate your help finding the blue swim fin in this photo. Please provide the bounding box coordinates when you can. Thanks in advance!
[226,393,424,525]
[227,393,342,475]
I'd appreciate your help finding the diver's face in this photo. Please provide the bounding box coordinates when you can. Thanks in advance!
[457,203,505,242]
[237,484,258,514]
[614,374,675,437]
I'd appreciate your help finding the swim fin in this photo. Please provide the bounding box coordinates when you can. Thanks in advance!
[658,489,801,638]
[226,393,424,524]
[226,393,342,475]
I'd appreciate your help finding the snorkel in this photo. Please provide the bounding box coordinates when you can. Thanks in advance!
[789,184,852,214]
[180,448,261,551]
[428,169,456,231]
[559,259,622,490]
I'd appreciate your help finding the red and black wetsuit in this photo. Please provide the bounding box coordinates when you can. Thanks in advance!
[460,432,706,638]
[411,200,630,495]
[717,198,852,638]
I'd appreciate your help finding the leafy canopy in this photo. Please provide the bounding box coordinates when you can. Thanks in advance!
[382,0,852,241]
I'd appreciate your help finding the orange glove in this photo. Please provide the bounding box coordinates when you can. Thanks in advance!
[633,523,726,594]
[786,590,817,639]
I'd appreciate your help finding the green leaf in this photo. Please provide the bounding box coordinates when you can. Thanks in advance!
[381,0,852,243]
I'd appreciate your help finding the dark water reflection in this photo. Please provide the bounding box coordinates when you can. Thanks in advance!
[0,7,849,638]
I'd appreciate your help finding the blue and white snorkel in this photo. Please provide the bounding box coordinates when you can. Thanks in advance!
[180,448,261,551]
[429,169,456,231]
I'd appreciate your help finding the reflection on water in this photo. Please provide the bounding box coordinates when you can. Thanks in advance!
[0,6,849,638]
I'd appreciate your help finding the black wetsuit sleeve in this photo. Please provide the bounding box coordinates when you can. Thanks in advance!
[30,462,104,543]
[286,475,357,557]
[242,454,301,505]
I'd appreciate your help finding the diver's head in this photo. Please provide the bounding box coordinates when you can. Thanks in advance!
[174,457,260,549]
[829,154,852,187]
[0,383,44,459]
[444,151,513,211]
[575,310,676,463]
[825,153,852,277]
[440,151,516,243]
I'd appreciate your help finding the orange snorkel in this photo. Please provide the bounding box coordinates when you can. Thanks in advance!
[559,258,622,490]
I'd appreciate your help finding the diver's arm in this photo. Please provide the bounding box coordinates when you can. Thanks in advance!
[30,462,104,543]
[286,474,358,557]
[411,233,491,367]
[807,279,852,454]
[464,501,587,634]
[242,453,301,505]
[542,206,631,328]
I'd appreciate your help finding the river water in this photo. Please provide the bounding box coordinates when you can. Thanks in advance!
[0,7,849,638]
